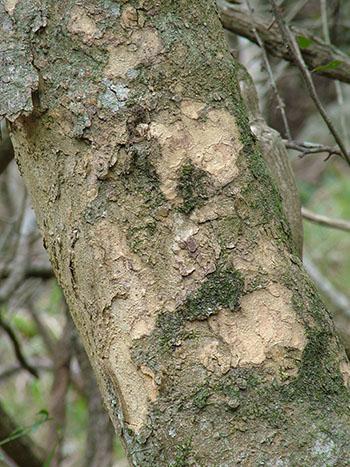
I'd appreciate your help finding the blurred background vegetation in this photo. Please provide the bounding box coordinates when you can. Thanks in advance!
[1,0,350,465]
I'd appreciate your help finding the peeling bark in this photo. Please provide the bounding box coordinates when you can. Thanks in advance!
[2,1,350,465]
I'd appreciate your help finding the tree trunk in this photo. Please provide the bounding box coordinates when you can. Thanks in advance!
[2,1,350,465]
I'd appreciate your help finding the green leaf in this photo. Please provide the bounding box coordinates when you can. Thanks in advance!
[44,444,57,467]
[313,60,343,72]
[13,315,37,338]
[297,35,313,49]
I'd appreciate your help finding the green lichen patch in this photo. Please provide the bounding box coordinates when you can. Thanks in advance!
[118,143,165,209]
[193,386,211,410]
[102,140,169,262]
[281,263,349,403]
[170,439,193,467]
[214,215,242,250]
[158,266,243,350]
[132,266,243,371]
[182,267,243,321]
[177,162,213,214]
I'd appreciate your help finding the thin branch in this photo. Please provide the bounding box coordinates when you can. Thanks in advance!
[0,264,53,281]
[284,139,344,159]
[302,207,350,232]
[0,204,36,304]
[269,0,350,166]
[0,362,52,383]
[245,0,292,139]
[26,298,57,358]
[304,255,350,319]
[320,0,349,150]
[219,6,350,84]
[0,314,39,378]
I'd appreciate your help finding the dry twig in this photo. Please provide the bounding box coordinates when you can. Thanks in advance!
[0,314,38,378]
[302,207,350,232]
[219,5,350,84]
[245,0,292,139]
[269,0,350,166]
[284,139,345,159]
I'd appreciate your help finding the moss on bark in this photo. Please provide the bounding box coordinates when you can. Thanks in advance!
[8,0,350,465]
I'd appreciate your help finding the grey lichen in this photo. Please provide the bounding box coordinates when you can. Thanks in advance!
[0,43,39,121]
[98,79,129,113]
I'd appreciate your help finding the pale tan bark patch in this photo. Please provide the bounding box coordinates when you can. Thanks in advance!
[105,29,162,79]
[340,359,350,387]
[4,0,18,15]
[121,5,139,29]
[180,100,206,120]
[232,239,283,275]
[68,7,101,41]
[108,341,155,432]
[198,339,232,374]
[202,284,306,374]
[149,107,242,204]
[75,220,163,432]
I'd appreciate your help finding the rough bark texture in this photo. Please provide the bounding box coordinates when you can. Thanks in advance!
[2,0,350,465]
[236,65,303,257]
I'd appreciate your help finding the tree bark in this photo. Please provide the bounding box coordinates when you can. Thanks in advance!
[2,0,350,465]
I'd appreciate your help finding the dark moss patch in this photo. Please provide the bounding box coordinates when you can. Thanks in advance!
[132,266,243,366]
[183,267,243,321]
[228,89,293,247]
[170,439,193,467]
[214,215,242,250]
[193,386,211,410]
[177,162,212,214]
[119,143,165,209]
[156,311,184,352]
[159,266,243,350]
[290,330,345,400]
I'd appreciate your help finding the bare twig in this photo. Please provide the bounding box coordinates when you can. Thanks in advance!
[27,299,57,358]
[302,207,350,232]
[0,314,39,378]
[320,0,349,150]
[245,0,292,139]
[0,263,53,281]
[0,362,52,383]
[0,204,36,304]
[219,6,350,84]
[269,0,350,166]
[45,317,72,467]
[304,255,350,319]
[284,139,344,159]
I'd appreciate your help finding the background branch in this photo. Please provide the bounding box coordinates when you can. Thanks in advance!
[302,207,350,232]
[270,0,350,166]
[0,400,45,467]
[0,314,39,378]
[219,5,350,84]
